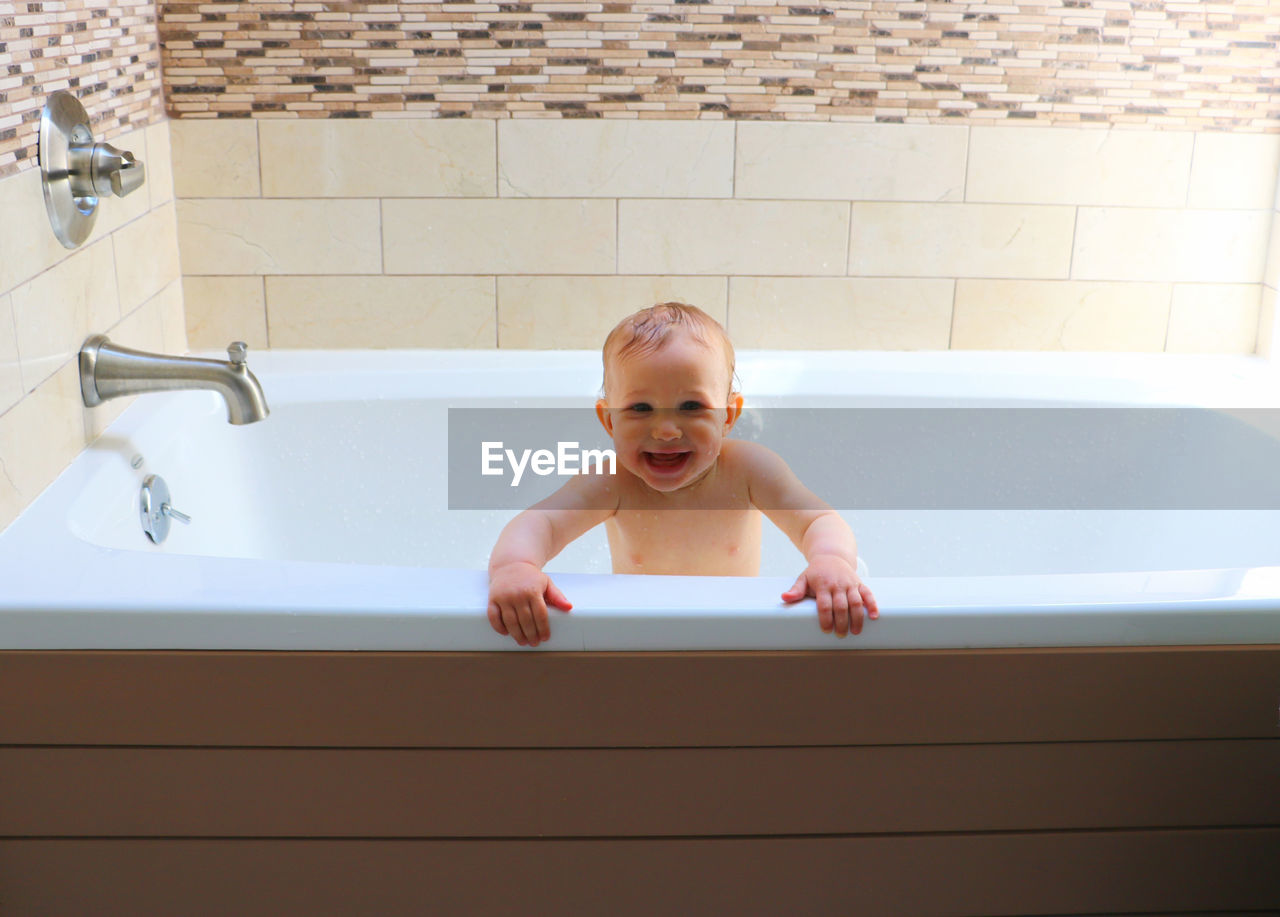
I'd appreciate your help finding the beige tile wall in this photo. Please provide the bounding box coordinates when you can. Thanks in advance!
[1262,178,1280,360]
[175,119,1280,358]
[0,121,186,531]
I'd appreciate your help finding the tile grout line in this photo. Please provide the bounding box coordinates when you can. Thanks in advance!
[262,275,271,349]
[256,120,265,199]
[493,119,500,201]
[844,201,853,280]
[948,279,958,351]
[1160,282,1173,354]
[1,289,24,411]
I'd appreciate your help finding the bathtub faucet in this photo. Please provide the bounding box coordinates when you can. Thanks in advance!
[79,335,270,425]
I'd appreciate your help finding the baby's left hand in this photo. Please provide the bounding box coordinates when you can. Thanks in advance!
[782,555,879,637]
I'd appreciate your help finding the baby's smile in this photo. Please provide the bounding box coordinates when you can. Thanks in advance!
[642,449,693,474]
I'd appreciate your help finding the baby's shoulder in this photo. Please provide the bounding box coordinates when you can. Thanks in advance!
[721,438,790,474]
[533,463,620,515]
[722,438,810,506]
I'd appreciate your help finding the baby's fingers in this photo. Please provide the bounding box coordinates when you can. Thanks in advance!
[814,588,834,634]
[545,578,573,612]
[845,586,870,636]
[781,572,808,603]
[842,586,875,637]
[860,582,879,620]
[517,598,547,647]
[498,602,528,646]
[532,595,552,643]
[831,588,852,638]
[487,601,509,636]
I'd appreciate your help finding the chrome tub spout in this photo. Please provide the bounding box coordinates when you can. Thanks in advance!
[79,335,270,425]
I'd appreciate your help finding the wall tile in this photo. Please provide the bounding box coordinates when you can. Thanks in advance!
[849,203,1074,279]
[952,280,1171,351]
[1188,134,1280,210]
[1166,284,1260,355]
[1073,208,1271,283]
[966,127,1193,207]
[0,295,21,415]
[0,169,70,294]
[154,278,191,357]
[114,202,182,314]
[145,121,175,210]
[0,126,188,529]
[0,362,87,530]
[497,276,728,349]
[11,237,120,393]
[261,120,496,198]
[619,200,848,276]
[265,276,495,349]
[1258,289,1276,359]
[122,279,187,362]
[109,288,170,354]
[0,425,18,531]
[736,123,967,202]
[170,120,261,198]
[728,277,954,350]
[183,277,269,353]
[1263,210,1280,292]
[383,199,615,275]
[177,199,382,275]
[498,121,734,199]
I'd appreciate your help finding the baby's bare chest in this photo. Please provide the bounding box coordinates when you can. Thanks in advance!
[605,508,763,576]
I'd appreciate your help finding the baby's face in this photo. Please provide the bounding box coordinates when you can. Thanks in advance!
[596,331,742,494]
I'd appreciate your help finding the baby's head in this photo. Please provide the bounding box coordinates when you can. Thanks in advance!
[597,303,743,494]
[601,302,736,403]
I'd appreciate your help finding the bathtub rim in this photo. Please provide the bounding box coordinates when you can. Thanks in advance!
[2,348,1280,651]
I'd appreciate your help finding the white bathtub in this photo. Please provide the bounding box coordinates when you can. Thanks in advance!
[2,349,1280,651]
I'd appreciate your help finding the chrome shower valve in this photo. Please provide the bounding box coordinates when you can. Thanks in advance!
[38,90,147,248]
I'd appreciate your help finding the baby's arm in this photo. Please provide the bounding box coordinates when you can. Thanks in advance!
[488,473,616,647]
[739,442,879,637]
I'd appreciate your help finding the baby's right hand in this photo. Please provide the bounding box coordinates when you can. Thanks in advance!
[487,561,572,647]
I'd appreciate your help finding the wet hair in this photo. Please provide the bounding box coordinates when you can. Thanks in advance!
[601,302,737,398]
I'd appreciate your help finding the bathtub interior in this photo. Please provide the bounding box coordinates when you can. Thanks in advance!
[65,385,1280,580]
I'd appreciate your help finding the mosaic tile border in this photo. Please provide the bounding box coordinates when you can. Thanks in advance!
[157,1,1280,130]
[0,0,165,179]
[2,2,1277,181]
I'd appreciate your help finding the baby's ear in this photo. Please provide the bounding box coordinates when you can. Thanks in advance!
[724,392,745,430]
[595,399,614,435]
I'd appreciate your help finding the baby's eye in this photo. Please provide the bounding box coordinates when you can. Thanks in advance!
[679,401,707,412]
[627,402,653,413]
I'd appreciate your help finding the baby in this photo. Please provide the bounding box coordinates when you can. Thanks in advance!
[487,302,878,647]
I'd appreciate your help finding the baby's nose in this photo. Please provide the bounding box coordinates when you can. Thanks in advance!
[652,416,683,440]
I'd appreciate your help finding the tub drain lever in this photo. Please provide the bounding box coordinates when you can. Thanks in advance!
[140,474,190,544]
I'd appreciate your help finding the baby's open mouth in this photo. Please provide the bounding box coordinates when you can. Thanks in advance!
[643,450,692,473]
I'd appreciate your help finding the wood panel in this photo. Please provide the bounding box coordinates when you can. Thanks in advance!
[3,646,1278,747]
[2,741,1277,838]
[3,831,1278,917]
